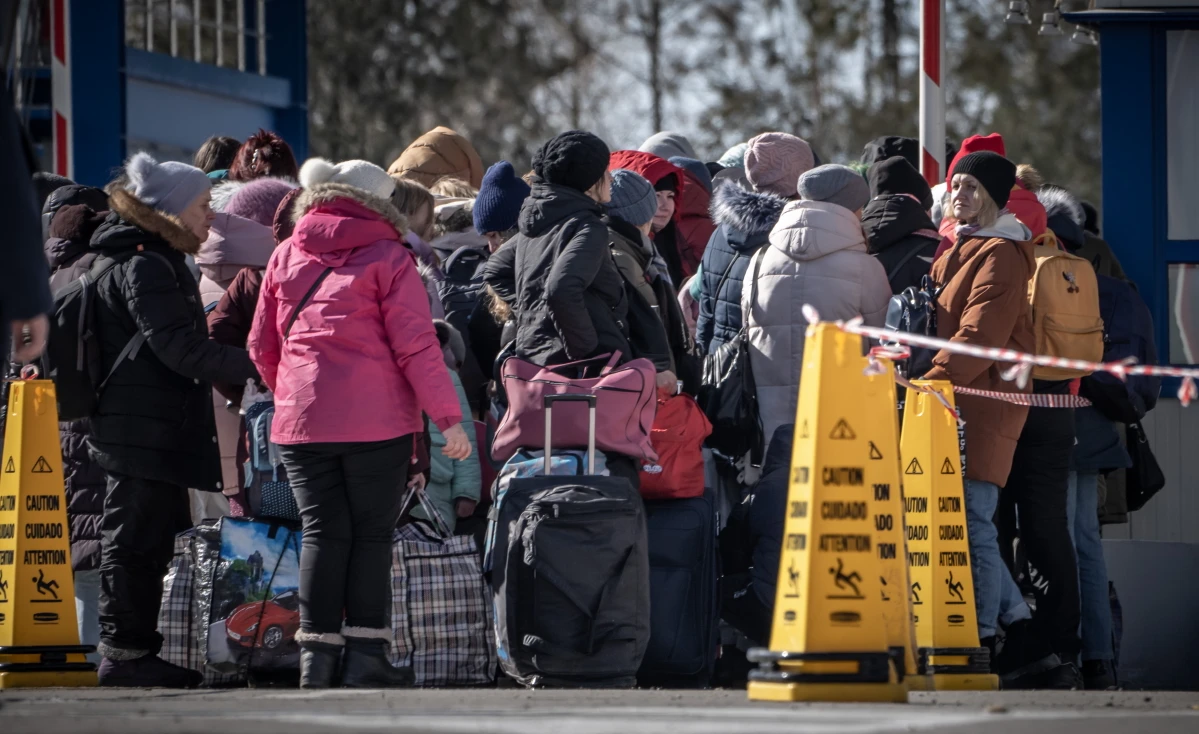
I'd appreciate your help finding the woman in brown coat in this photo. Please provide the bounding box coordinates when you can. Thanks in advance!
[923,151,1056,683]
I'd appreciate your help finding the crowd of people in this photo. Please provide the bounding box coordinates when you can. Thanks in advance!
[0,109,1156,692]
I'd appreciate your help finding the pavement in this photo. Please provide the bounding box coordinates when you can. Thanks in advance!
[2,688,1198,734]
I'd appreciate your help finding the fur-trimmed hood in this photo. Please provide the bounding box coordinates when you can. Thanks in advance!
[288,183,408,268]
[710,179,787,240]
[1037,186,1085,226]
[93,187,203,255]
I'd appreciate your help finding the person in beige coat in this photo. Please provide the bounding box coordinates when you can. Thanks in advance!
[743,164,891,448]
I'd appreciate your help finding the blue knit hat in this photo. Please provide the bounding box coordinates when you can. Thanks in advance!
[473,161,531,234]
[670,156,713,195]
[606,169,658,227]
[124,152,211,217]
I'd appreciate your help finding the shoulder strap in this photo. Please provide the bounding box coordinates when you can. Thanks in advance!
[95,249,179,392]
[742,247,766,329]
[886,241,931,282]
[284,267,335,338]
[711,248,741,303]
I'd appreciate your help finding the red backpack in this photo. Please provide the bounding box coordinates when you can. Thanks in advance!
[639,394,712,500]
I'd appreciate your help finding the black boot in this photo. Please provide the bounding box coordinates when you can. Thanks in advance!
[296,631,345,689]
[996,620,1062,690]
[98,652,203,688]
[340,630,414,689]
[1082,659,1118,690]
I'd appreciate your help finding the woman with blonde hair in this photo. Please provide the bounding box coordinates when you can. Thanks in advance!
[923,151,1070,686]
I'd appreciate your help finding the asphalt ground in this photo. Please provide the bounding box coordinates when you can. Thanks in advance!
[2,688,1198,734]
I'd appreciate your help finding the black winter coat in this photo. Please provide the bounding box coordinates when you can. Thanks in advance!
[861,193,940,295]
[512,183,631,368]
[696,181,786,356]
[86,189,258,491]
[46,225,107,571]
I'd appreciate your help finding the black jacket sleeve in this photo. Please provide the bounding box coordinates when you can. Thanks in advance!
[482,243,518,306]
[544,221,608,360]
[121,254,258,386]
[623,273,673,372]
[0,98,52,333]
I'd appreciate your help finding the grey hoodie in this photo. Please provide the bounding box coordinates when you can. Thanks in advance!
[743,200,892,446]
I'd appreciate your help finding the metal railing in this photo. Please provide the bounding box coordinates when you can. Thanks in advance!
[126,0,267,75]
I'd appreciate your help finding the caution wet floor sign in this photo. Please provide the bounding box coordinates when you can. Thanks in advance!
[899,382,997,691]
[858,359,926,692]
[0,380,97,688]
[747,324,905,703]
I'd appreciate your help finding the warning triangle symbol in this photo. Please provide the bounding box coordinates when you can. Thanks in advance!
[3,457,13,473]
[800,420,811,439]
[868,441,883,460]
[31,456,53,474]
[940,458,956,475]
[829,419,856,440]
[905,457,924,475]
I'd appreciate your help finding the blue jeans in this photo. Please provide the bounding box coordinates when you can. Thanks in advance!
[1066,471,1114,662]
[964,479,1031,639]
[74,569,102,665]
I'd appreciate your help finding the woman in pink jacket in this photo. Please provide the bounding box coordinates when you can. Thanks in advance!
[248,157,470,689]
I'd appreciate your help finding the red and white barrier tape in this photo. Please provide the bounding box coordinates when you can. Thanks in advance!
[803,304,1197,407]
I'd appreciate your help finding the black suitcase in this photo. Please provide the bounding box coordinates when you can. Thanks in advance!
[491,394,651,688]
[639,487,720,686]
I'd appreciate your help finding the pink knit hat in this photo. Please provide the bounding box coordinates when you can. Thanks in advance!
[743,132,815,198]
[225,177,297,228]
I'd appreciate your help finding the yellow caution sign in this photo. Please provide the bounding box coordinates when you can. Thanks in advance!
[858,359,927,692]
[0,380,97,688]
[747,324,906,703]
[899,381,997,691]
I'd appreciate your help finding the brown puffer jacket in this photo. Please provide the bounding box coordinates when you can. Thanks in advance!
[923,213,1036,488]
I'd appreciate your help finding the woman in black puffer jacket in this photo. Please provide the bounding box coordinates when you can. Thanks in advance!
[88,153,258,687]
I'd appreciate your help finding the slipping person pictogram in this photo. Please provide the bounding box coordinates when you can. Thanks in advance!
[32,568,60,600]
[828,558,862,598]
[946,571,965,603]
[0,569,8,601]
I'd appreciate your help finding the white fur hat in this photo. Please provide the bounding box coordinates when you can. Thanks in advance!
[299,158,395,200]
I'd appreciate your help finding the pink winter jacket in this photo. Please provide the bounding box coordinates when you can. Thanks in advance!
[248,184,462,445]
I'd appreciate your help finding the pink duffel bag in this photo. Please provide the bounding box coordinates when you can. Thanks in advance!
[491,352,659,463]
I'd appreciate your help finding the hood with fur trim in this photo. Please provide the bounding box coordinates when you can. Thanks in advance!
[288,183,408,267]
[1037,186,1085,226]
[710,180,787,243]
[210,180,248,213]
[92,187,203,255]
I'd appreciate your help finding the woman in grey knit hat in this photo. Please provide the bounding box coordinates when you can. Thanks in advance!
[88,152,259,688]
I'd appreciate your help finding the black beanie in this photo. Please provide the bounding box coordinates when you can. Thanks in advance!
[868,156,933,210]
[951,151,1016,209]
[653,172,679,193]
[532,130,610,193]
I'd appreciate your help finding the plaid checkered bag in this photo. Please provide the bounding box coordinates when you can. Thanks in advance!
[390,486,496,686]
[157,529,243,687]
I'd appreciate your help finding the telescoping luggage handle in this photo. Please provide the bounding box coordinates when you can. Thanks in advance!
[543,394,597,475]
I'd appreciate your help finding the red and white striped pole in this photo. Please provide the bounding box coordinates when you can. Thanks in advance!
[919,0,945,186]
[49,0,73,179]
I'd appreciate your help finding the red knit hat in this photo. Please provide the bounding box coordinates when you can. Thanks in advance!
[945,133,1005,187]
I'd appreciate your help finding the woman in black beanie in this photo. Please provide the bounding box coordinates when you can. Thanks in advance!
[922,150,1080,688]
[510,130,630,371]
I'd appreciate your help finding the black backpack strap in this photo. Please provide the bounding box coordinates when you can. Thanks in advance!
[886,240,933,283]
[95,250,178,391]
[285,267,335,338]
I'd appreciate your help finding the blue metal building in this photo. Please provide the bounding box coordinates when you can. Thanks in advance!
[10,0,307,187]
[1067,0,1198,689]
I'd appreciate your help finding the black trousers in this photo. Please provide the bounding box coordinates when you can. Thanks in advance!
[99,472,192,655]
[279,436,413,635]
[999,405,1081,660]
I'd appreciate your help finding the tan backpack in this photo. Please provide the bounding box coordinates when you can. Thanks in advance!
[1027,231,1104,379]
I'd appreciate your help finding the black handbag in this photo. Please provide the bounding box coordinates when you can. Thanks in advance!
[883,274,942,378]
[698,252,764,462]
[1125,421,1165,512]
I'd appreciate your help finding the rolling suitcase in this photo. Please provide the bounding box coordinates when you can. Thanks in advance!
[638,487,720,686]
[491,394,651,688]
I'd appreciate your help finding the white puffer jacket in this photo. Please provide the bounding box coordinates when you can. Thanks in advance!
[743,200,892,446]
